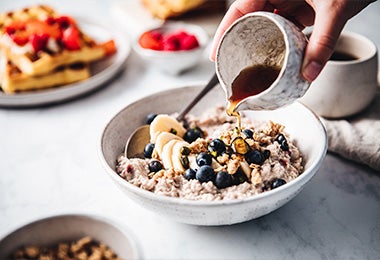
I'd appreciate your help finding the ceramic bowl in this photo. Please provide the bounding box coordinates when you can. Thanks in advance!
[0,214,140,259]
[215,11,310,111]
[99,84,327,226]
[133,22,209,75]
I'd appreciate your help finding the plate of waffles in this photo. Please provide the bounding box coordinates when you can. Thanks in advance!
[0,5,130,107]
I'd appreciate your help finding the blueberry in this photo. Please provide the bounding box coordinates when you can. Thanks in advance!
[276,134,286,143]
[143,143,155,158]
[196,165,215,183]
[276,134,289,151]
[271,178,286,189]
[231,169,248,185]
[263,149,271,159]
[245,150,264,165]
[184,168,197,180]
[146,113,157,124]
[148,160,162,172]
[196,152,212,166]
[184,126,204,143]
[214,171,233,189]
[242,129,253,139]
[280,140,289,151]
[208,138,226,157]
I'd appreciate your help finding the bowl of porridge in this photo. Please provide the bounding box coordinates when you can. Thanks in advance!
[99,84,327,226]
[0,214,140,259]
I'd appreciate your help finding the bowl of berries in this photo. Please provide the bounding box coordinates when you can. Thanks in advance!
[133,22,209,74]
[99,83,327,226]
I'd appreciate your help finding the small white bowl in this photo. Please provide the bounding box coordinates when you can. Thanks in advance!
[0,214,140,259]
[133,22,209,75]
[99,84,327,226]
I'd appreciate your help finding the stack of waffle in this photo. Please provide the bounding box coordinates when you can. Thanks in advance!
[141,0,227,20]
[0,5,116,94]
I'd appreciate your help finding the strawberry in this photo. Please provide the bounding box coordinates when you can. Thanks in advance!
[62,26,81,50]
[101,39,117,56]
[30,33,49,52]
[11,34,28,46]
[139,31,161,50]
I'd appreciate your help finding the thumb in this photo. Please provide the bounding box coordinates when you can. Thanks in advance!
[302,3,347,82]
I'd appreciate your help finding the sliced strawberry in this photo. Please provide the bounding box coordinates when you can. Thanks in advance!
[30,33,49,52]
[101,39,117,56]
[62,26,81,50]
[139,31,161,50]
[11,34,28,46]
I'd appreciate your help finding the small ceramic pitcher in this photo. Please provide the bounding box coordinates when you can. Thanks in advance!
[215,11,310,111]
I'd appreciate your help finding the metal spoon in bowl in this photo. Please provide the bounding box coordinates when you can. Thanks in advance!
[125,73,219,158]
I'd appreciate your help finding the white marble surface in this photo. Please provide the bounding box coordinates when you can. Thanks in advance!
[1,1,380,259]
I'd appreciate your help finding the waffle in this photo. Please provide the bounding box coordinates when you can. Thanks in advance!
[141,0,206,19]
[0,53,90,94]
[0,5,115,76]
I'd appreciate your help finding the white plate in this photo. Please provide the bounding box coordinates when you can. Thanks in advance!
[0,17,130,108]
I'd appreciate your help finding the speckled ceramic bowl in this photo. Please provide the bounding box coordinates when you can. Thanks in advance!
[0,214,140,259]
[99,84,327,226]
[215,11,310,111]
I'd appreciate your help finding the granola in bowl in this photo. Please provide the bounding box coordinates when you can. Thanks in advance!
[116,106,303,201]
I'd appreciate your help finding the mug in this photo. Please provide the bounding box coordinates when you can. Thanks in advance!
[215,11,310,111]
[300,31,378,118]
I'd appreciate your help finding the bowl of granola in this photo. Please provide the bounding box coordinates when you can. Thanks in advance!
[99,84,327,226]
[0,214,140,259]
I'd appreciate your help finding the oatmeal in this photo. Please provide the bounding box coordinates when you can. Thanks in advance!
[116,106,303,201]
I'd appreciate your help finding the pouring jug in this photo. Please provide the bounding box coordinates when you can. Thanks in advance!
[215,11,310,111]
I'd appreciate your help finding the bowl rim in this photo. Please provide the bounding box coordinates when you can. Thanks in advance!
[99,83,328,207]
[133,21,209,56]
[0,213,141,259]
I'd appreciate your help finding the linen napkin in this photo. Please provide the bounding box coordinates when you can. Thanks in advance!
[322,89,380,171]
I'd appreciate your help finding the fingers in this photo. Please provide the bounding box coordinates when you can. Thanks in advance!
[209,0,272,61]
[301,2,347,81]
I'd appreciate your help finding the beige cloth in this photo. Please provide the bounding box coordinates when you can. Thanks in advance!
[322,90,380,171]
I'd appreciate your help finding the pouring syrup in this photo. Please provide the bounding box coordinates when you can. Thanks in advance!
[226,64,281,132]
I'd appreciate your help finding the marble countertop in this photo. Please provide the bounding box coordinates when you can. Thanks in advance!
[1,1,379,259]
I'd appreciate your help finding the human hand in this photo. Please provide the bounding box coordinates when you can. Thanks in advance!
[210,0,375,82]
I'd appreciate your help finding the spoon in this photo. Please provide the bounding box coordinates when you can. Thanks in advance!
[125,73,219,158]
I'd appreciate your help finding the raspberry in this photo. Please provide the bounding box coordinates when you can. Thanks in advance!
[161,34,180,51]
[179,34,199,50]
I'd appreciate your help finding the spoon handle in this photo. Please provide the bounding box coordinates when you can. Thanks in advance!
[176,73,219,122]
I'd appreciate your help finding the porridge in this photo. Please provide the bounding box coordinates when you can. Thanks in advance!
[116,106,303,201]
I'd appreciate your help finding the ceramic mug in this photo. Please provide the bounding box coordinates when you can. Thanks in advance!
[300,31,378,118]
[215,11,310,111]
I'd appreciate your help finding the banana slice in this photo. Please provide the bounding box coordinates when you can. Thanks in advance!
[188,154,198,170]
[239,161,252,179]
[150,114,186,143]
[161,139,178,169]
[154,132,182,159]
[172,140,190,172]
